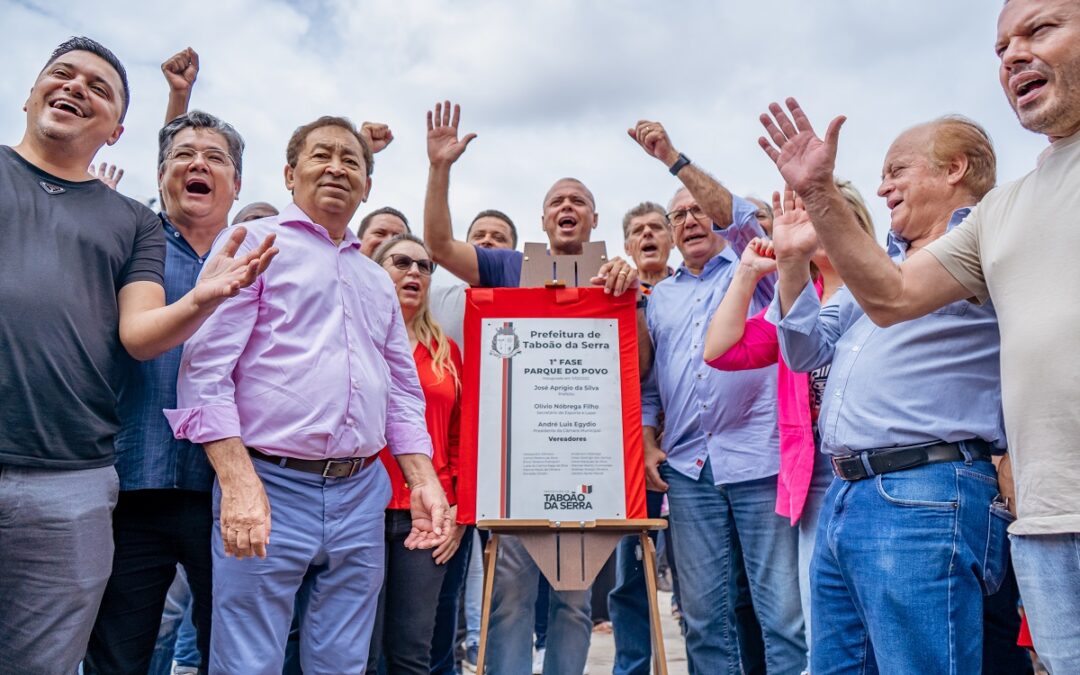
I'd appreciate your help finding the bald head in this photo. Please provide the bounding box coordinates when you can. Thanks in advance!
[541,177,598,255]
[233,201,278,225]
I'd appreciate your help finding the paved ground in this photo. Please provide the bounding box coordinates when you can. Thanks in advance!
[585,591,689,675]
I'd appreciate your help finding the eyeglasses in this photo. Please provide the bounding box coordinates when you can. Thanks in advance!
[386,253,436,276]
[166,147,232,167]
[665,205,708,227]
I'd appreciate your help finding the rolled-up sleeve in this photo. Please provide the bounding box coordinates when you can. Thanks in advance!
[164,230,260,443]
[382,301,434,457]
[768,279,842,373]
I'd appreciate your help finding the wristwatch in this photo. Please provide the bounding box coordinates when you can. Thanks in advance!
[668,153,691,176]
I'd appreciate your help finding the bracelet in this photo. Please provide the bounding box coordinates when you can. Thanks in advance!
[668,153,691,176]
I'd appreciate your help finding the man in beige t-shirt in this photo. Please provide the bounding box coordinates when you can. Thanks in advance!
[750,0,1080,670]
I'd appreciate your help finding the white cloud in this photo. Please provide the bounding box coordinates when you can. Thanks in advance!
[1,0,1050,283]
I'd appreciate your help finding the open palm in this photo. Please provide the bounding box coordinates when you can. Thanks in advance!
[193,228,278,308]
[427,100,477,165]
[770,187,819,263]
[758,97,845,197]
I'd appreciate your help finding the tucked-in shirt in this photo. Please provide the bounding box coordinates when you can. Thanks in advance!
[925,131,1080,536]
[770,209,1005,458]
[0,146,164,470]
[641,196,780,485]
[166,203,432,461]
[114,215,213,492]
[382,340,462,515]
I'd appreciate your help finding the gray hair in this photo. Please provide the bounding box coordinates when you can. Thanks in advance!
[158,110,245,178]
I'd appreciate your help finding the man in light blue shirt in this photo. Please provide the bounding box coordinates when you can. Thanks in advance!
[765,115,1010,674]
[631,120,805,675]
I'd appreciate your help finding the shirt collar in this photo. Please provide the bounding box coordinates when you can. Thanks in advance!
[673,245,737,279]
[158,212,205,260]
[277,202,362,249]
[886,206,972,258]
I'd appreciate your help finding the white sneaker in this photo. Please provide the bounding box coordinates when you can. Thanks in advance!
[532,647,545,674]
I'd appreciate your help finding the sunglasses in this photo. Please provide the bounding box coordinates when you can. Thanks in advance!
[386,253,436,276]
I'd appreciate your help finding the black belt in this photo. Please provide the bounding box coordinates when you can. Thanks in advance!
[248,447,379,478]
[831,440,993,481]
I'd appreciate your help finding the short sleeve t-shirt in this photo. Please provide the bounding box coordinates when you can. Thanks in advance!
[428,283,467,348]
[476,247,524,288]
[0,146,165,469]
[925,130,1080,536]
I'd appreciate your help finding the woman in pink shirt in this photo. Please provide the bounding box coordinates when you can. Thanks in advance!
[702,181,875,651]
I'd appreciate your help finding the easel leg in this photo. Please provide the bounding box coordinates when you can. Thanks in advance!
[641,532,669,675]
[476,533,499,674]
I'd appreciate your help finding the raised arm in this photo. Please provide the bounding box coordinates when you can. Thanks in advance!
[161,47,199,125]
[703,237,777,364]
[119,226,277,360]
[423,101,481,285]
[758,98,968,325]
[88,161,124,190]
[628,120,732,228]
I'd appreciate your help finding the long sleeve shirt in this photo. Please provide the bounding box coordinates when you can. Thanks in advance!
[165,203,432,461]
[641,195,780,485]
[768,208,1005,457]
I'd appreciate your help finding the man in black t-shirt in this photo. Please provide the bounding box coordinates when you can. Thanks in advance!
[0,37,276,675]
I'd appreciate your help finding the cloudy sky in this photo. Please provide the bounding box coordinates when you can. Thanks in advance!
[1,0,1050,282]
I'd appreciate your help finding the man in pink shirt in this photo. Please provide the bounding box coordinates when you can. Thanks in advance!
[167,116,450,675]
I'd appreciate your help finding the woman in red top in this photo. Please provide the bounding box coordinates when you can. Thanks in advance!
[366,234,466,675]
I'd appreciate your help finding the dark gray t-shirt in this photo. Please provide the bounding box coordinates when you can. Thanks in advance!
[0,146,165,469]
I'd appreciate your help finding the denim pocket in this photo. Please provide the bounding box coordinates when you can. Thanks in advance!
[982,497,1015,595]
[876,466,960,508]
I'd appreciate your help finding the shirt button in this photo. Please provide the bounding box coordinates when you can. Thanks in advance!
[343,278,351,287]
[173,231,180,238]
[834,392,841,398]
[344,309,353,318]
[852,346,860,352]
[347,419,356,427]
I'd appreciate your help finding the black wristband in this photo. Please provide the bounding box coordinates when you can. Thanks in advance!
[668,153,691,176]
[636,296,648,310]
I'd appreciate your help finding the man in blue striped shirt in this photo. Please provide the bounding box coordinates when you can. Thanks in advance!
[85,110,246,674]
[763,113,1009,674]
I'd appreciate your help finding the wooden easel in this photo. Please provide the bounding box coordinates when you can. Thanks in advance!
[474,242,670,674]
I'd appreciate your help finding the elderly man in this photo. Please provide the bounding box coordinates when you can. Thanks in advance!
[757,3,1080,670]
[627,120,804,675]
[84,109,247,675]
[423,101,637,675]
[166,116,449,675]
[762,114,1006,674]
[0,37,273,675]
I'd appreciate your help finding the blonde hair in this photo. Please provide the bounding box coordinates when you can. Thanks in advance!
[373,234,460,390]
[834,178,876,239]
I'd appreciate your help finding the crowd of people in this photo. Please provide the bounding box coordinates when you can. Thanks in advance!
[1,1,1079,674]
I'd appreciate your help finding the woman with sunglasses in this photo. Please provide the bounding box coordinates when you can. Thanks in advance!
[366,234,466,675]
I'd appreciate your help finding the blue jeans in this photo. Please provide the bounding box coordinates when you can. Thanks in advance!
[464,529,484,649]
[1011,532,1080,673]
[797,450,834,663]
[486,535,592,675]
[661,460,805,675]
[608,490,664,675]
[810,458,1007,675]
